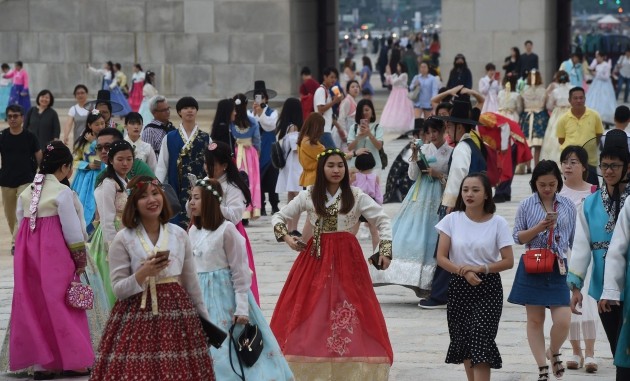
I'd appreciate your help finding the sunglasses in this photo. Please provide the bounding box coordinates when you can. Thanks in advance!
[96,143,112,151]
[7,114,21,120]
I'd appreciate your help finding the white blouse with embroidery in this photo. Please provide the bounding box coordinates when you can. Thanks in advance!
[109,223,209,320]
[125,136,157,172]
[189,221,251,316]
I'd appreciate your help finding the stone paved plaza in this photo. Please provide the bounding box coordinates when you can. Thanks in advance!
[0,94,618,380]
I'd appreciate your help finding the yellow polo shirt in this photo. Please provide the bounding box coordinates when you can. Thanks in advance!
[556,107,603,167]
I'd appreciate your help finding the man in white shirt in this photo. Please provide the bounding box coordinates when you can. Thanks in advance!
[601,105,630,150]
[615,49,630,103]
[314,67,344,148]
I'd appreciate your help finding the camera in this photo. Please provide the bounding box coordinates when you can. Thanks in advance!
[414,138,424,148]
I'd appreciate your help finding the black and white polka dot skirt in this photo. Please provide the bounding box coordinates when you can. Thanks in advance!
[446,272,503,369]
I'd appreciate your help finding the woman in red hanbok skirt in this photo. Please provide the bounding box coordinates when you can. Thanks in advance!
[128,64,145,112]
[271,149,394,380]
[90,176,214,380]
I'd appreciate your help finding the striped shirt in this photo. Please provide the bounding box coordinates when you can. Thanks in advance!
[513,193,577,259]
[141,119,175,157]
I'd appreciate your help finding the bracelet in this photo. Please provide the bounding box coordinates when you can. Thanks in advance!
[484,264,490,274]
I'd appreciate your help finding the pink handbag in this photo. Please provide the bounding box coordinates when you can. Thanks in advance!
[65,274,94,310]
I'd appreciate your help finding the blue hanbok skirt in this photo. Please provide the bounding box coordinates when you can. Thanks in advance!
[371,174,442,297]
[71,168,100,224]
[102,79,131,117]
[8,84,30,114]
[198,268,294,381]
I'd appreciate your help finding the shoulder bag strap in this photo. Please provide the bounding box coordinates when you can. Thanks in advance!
[228,323,246,381]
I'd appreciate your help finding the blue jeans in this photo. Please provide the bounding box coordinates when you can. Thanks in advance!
[320,132,336,149]
[616,75,630,102]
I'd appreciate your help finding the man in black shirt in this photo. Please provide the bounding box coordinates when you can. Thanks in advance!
[519,40,539,79]
[0,105,42,253]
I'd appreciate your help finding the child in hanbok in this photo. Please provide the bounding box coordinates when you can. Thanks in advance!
[90,140,134,305]
[380,62,415,134]
[271,149,394,380]
[189,178,294,380]
[203,141,260,303]
[71,110,107,223]
[90,176,215,380]
[372,118,452,298]
[230,93,261,219]
[9,141,93,379]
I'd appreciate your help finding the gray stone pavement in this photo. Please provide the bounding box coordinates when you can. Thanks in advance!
[0,92,617,380]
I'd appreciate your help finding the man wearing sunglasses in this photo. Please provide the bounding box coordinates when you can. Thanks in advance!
[94,128,154,185]
[0,104,42,254]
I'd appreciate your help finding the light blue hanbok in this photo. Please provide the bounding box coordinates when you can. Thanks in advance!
[71,140,104,225]
[371,142,453,297]
[189,222,294,381]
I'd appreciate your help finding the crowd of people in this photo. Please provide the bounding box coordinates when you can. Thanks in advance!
[1,32,630,381]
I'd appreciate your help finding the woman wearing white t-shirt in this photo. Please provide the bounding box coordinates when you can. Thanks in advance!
[436,173,514,381]
[63,84,89,145]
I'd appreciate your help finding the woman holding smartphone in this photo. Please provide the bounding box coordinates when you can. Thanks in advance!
[347,99,384,171]
[90,140,134,305]
[508,160,576,381]
[91,175,215,380]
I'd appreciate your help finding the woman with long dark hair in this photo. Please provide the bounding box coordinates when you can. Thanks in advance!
[128,64,145,112]
[360,56,375,95]
[503,47,521,79]
[271,149,393,379]
[210,98,236,147]
[203,141,260,303]
[71,110,107,223]
[9,141,93,379]
[139,70,158,125]
[90,140,135,305]
[275,98,304,234]
[230,93,261,219]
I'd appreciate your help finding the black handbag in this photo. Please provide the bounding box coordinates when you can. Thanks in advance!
[229,323,263,380]
[199,315,228,349]
[271,139,290,169]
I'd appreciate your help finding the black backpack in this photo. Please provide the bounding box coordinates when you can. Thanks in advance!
[271,139,290,169]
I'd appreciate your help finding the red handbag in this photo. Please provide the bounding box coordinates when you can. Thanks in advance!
[523,226,556,274]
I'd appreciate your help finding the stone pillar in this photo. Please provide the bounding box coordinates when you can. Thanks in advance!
[441,0,558,86]
[0,0,320,98]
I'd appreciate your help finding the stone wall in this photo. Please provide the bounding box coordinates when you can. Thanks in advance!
[441,0,557,87]
[0,0,318,98]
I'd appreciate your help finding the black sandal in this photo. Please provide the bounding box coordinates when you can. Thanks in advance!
[537,365,549,381]
[546,350,565,379]
[61,370,91,378]
[33,371,56,380]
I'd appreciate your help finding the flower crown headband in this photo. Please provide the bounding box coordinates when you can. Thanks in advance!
[126,178,159,196]
[195,179,223,203]
[316,148,344,161]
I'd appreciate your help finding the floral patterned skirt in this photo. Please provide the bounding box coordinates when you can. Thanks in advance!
[91,283,215,380]
[270,232,392,381]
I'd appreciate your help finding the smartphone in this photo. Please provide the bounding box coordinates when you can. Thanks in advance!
[546,212,558,221]
[494,72,500,81]
[154,250,170,263]
[93,159,102,167]
[360,118,368,127]
[255,94,262,104]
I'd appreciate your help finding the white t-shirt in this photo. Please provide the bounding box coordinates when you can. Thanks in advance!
[68,104,89,118]
[435,211,514,266]
[314,85,333,131]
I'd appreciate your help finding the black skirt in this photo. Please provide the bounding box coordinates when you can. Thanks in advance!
[446,272,503,369]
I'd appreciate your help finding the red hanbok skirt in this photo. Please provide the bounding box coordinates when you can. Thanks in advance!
[270,232,393,380]
[90,283,215,380]
[128,83,143,112]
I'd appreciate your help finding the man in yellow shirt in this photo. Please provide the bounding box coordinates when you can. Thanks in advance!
[557,87,603,185]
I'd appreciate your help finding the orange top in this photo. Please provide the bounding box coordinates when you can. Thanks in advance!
[298,139,325,186]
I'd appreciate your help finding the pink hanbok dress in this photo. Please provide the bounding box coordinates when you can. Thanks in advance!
[9,174,93,371]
